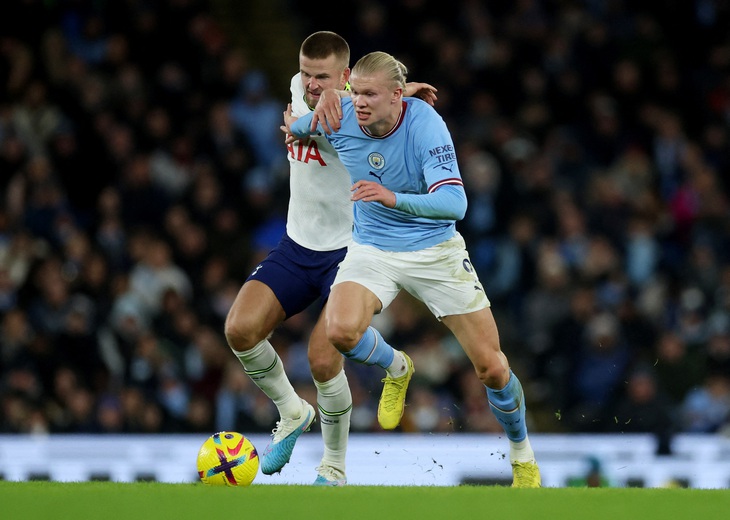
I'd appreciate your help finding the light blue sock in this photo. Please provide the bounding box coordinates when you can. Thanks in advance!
[341,326,395,369]
[486,370,527,442]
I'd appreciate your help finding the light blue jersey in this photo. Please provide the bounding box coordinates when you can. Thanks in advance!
[291,97,465,252]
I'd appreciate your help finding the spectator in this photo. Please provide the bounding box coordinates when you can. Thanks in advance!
[680,371,730,433]
[653,331,705,405]
[127,235,192,317]
[2,0,730,442]
[568,312,631,430]
[611,365,675,454]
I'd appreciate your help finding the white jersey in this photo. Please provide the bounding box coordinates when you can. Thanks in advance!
[285,73,353,251]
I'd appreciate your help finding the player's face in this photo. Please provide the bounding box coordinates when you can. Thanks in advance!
[299,54,350,107]
[349,71,402,135]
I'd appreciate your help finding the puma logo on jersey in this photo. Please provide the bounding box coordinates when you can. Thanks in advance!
[441,164,454,172]
[369,170,385,182]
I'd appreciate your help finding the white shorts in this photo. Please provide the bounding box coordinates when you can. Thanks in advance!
[332,232,490,319]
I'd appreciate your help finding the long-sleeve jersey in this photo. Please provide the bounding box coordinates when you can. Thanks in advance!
[291,97,466,252]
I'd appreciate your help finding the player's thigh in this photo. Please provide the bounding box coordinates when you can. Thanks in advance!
[326,281,384,342]
[328,243,400,337]
[331,241,402,314]
[404,233,490,318]
[225,280,285,346]
[441,308,509,384]
[308,304,344,382]
[441,307,502,358]
[248,238,327,318]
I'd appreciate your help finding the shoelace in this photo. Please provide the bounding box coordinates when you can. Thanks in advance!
[271,418,295,441]
[316,465,344,482]
[380,376,407,410]
[512,462,539,486]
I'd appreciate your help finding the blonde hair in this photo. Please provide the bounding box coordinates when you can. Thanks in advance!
[352,51,408,89]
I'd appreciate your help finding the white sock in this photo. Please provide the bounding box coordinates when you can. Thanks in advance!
[385,350,408,378]
[233,339,303,419]
[314,369,351,474]
[509,435,535,463]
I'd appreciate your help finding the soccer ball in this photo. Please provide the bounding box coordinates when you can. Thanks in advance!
[196,431,259,486]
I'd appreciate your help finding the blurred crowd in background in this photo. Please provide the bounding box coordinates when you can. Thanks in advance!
[1,0,730,454]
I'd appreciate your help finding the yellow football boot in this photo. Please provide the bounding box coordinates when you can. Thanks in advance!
[511,460,542,488]
[377,352,414,430]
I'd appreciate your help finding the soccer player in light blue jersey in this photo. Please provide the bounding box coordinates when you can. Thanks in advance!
[226,32,438,486]
[289,51,541,487]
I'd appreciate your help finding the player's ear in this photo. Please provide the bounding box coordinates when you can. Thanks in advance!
[393,87,403,103]
[342,67,351,85]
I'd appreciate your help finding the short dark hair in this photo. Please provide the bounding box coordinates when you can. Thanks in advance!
[300,31,350,68]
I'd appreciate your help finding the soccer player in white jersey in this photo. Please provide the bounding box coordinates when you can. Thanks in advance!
[289,51,542,487]
[225,32,437,486]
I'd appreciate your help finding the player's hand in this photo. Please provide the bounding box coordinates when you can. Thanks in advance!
[404,82,438,106]
[280,103,299,145]
[312,89,343,135]
[351,180,396,208]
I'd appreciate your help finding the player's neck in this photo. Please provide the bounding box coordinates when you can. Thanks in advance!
[366,103,403,137]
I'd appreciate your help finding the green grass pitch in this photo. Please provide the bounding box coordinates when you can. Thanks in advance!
[1,481,728,520]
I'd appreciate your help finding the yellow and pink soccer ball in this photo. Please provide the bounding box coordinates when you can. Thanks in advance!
[196,431,259,486]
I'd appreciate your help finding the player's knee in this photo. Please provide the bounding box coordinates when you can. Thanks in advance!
[474,360,509,389]
[309,353,342,382]
[325,318,360,350]
[224,313,264,352]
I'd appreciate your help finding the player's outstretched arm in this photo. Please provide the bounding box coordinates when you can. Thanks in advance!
[352,180,466,221]
[404,82,438,106]
[312,88,348,135]
[280,103,302,145]
[289,109,317,139]
[311,83,439,137]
